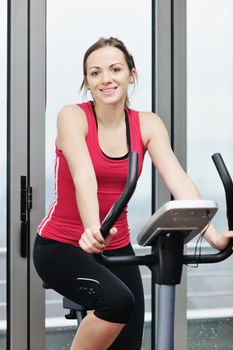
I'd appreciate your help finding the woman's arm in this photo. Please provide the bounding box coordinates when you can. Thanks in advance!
[56,105,115,253]
[140,111,232,250]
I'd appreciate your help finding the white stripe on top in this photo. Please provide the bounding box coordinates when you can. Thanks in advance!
[38,156,60,235]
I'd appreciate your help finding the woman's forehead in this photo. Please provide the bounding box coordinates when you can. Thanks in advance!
[86,46,126,68]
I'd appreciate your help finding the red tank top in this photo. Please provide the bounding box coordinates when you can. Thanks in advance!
[37,101,146,249]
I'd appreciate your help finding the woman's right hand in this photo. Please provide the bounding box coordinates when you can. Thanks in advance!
[79,226,117,254]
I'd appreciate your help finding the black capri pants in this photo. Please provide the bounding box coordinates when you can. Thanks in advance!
[33,234,145,350]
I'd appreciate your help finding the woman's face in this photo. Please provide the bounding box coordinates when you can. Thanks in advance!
[85,46,135,106]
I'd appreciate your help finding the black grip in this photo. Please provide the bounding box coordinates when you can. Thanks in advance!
[212,153,233,230]
[184,154,233,264]
[20,176,28,258]
[100,152,138,238]
[20,222,28,258]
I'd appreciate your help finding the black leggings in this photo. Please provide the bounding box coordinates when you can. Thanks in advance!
[33,234,144,350]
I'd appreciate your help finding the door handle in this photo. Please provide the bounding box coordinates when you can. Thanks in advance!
[20,176,32,258]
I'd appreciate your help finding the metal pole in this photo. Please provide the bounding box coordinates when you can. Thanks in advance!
[157,285,176,350]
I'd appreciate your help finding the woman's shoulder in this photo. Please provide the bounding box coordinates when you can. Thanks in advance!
[57,103,87,118]
[128,108,162,126]
[57,103,88,128]
[56,104,89,150]
[139,111,161,123]
[138,111,167,139]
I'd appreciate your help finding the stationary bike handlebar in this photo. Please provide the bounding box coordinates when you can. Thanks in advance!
[212,153,233,229]
[184,153,233,264]
[100,152,139,239]
[97,152,233,267]
[96,152,155,266]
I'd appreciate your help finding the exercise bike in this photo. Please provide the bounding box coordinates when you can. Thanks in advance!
[44,152,233,350]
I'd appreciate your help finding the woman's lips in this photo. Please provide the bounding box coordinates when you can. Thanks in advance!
[100,87,117,95]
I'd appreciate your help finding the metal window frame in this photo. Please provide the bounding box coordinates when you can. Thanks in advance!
[7,0,46,349]
[29,1,46,349]
[7,0,29,349]
[152,1,187,349]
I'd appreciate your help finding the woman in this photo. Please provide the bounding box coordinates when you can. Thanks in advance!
[33,37,232,350]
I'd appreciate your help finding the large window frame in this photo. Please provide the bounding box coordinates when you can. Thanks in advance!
[153,1,187,349]
[7,1,46,349]
[7,1,29,349]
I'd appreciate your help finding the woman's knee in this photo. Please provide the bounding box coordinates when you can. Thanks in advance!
[95,285,135,324]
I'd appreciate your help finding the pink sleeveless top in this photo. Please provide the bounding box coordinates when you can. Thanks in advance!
[37,101,146,250]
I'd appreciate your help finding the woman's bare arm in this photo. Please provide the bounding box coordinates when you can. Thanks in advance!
[56,105,115,253]
[140,111,232,250]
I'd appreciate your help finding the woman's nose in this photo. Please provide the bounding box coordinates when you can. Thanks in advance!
[101,71,112,83]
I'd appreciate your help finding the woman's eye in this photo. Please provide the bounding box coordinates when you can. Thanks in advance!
[112,67,121,73]
[90,71,98,77]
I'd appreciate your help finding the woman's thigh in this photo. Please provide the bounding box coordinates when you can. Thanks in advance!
[33,235,135,323]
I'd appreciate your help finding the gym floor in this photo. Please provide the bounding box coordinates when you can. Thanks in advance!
[188,318,233,350]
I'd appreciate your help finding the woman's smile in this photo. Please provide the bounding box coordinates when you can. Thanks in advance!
[99,87,117,96]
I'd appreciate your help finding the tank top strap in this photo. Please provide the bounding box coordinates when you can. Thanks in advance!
[77,101,97,130]
[77,101,99,150]
[127,107,145,155]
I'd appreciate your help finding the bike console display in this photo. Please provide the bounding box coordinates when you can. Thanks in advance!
[137,200,218,246]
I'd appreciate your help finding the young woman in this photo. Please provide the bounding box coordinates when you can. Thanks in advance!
[33,37,233,350]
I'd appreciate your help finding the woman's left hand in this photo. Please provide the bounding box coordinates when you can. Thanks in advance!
[213,229,233,251]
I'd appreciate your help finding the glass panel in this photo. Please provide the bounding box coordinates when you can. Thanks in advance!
[45,1,151,348]
[187,1,233,348]
[0,0,7,348]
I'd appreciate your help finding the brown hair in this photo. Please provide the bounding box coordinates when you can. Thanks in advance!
[80,37,137,106]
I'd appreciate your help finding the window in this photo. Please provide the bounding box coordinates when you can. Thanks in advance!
[187,1,233,347]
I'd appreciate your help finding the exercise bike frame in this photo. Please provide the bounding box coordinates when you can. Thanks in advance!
[96,152,233,350]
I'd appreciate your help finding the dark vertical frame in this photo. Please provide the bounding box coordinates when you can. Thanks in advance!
[6,0,46,349]
[29,0,46,349]
[6,0,11,348]
[152,1,187,349]
[151,2,156,349]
